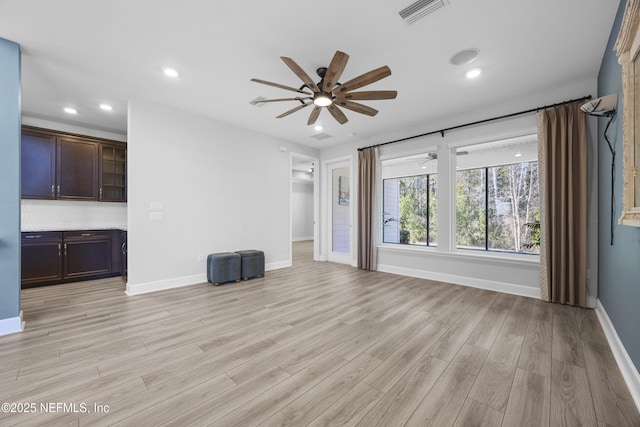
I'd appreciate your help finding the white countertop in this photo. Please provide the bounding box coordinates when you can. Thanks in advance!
[22,225,127,232]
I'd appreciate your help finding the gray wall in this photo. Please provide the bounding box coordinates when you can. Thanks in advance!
[597,0,640,371]
[0,38,21,326]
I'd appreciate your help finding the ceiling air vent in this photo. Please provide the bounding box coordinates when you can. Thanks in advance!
[311,133,332,141]
[398,0,448,25]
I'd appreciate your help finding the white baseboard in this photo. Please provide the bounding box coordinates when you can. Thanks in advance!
[595,299,640,413]
[292,237,313,242]
[0,311,24,336]
[126,273,207,296]
[376,264,541,299]
[126,260,292,296]
[267,260,292,271]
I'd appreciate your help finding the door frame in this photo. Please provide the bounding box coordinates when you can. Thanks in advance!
[323,155,354,265]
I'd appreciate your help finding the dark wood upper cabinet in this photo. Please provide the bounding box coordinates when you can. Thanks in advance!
[57,136,98,200]
[21,130,56,199]
[21,126,126,202]
[100,144,127,202]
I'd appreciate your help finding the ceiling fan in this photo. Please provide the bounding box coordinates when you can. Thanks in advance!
[251,51,397,125]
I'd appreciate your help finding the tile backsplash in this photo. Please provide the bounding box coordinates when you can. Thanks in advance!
[21,200,127,231]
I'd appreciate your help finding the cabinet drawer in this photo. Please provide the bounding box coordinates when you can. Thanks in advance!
[63,230,111,240]
[22,231,63,242]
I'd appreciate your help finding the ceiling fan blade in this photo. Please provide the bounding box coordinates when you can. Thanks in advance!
[276,102,311,118]
[327,104,348,124]
[250,78,312,95]
[280,57,320,92]
[335,90,397,101]
[335,100,378,117]
[322,51,349,92]
[307,106,322,125]
[254,97,311,103]
[334,66,392,94]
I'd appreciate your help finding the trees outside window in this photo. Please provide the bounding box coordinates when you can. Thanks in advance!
[383,174,437,246]
[456,161,539,253]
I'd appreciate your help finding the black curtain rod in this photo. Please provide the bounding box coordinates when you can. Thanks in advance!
[357,95,592,151]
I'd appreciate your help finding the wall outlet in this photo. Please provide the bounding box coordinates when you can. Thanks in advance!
[197,253,204,262]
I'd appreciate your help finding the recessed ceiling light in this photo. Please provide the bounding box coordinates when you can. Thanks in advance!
[466,68,482,79]
[99,104,113,111]
[450,48,479,66]
[314,125,323,131]
[515,152,523,157]
[63,107,78,115]
[163,67,179,78]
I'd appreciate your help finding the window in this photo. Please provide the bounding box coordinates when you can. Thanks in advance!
[456,136,540,254]
[382,153,437,246]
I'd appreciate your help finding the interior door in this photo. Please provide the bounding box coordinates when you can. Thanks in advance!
[328,162,352,264]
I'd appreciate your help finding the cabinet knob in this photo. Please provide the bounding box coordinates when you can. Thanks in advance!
[64,243,67,256]
[58,243,61,257]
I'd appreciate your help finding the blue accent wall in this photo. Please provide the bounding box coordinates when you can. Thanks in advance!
[0,38,21,323]
[598,0,640,372]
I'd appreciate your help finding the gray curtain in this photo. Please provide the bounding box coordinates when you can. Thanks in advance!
[537,102,588,307]
[357,147,379,270]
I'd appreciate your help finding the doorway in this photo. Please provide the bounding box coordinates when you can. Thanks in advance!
[290,153,319,263]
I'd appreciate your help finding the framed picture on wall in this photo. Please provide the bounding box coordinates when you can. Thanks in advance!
[339,176,350,206]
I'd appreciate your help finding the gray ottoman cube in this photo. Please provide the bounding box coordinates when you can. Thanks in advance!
[207,252,241,286]
[236,250,265,280]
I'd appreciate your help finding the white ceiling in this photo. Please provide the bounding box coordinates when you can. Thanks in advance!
[0,0,619,149]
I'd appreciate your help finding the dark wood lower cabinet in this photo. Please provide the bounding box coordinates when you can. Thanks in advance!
[63,231,112,280]
[21,232,63,286]
[22,229,126,288]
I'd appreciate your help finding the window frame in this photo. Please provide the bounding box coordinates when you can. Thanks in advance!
[455,160,540,255]
[382,173,438,247]
[377,133,540,262]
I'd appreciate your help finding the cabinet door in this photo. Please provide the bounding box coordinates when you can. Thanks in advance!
[21,130,56,199]
[100,144,127,202]
[63,231,112,279]
[57,137,98,200]
[21,232,63,286]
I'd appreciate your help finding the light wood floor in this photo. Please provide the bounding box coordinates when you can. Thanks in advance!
[1,241,638,426]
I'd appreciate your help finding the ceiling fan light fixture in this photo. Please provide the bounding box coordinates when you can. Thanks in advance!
[313,92,333,107]
[313,93,333,107]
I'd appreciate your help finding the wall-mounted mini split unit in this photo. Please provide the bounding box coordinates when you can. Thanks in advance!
[398,0,449,25]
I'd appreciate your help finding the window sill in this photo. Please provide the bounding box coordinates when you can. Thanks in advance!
[378,243,540,268]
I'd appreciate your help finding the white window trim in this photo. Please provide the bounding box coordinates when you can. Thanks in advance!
[379,131,541,262]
